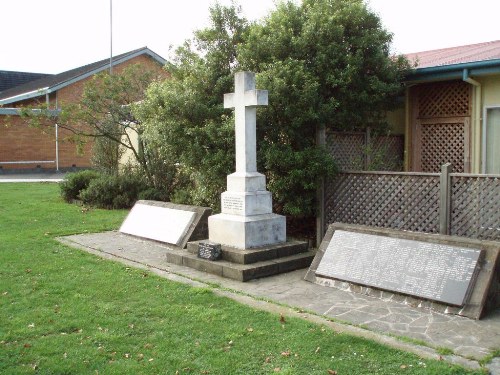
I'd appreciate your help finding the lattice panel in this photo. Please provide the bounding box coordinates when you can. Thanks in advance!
[418,81,471,118]
[326,132,365,170]
[371,135,404,171]
[451,176,500,241]
[421,123,464,173]
[326,131,404,171]
[325,173,440,233]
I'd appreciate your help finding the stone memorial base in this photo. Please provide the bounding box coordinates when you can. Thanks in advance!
[166,240,314,282]
[208,212,286,249]
[305,223,500,319]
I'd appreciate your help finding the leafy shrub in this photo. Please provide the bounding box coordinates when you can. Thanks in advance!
[137,188,169,202]
[80,174,148,209]
[60,170,101,202]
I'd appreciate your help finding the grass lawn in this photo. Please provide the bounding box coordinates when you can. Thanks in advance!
[0,183,484,374]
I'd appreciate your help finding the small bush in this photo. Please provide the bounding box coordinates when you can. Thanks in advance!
[60,170,101,202]
[137,188,169,202]
[80,173,148,209]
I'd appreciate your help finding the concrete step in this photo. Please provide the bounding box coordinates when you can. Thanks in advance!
[186,240,309,264]
[166,247,315,282]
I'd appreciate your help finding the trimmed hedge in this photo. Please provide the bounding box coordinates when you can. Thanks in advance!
[59,170,101,202]
[80,174,149,209]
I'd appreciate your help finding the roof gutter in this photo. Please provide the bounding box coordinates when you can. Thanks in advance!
[406,58,500,82]
[0,108,60,116]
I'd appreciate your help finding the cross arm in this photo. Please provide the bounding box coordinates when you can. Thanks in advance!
[245,89,268,107]
[224,93,235,109]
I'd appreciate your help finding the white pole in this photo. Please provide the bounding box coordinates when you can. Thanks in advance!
[110,0,113,74]
[55,124,59,172]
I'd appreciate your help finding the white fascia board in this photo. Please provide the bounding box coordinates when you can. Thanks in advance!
[50,48,167,93]
[0,87,49,105]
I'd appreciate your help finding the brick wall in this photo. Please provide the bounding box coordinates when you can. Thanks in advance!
[0,54,168,170]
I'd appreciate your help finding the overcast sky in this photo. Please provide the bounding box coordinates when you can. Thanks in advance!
[2,0,499,74]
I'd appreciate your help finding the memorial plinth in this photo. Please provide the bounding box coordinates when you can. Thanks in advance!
[208,72,286,249]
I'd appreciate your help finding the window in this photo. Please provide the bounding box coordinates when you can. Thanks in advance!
[483,107,500,174]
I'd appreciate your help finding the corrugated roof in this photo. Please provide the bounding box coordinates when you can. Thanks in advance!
[0,71,52,93]
[406,40,500,69]
[0,47,167,104]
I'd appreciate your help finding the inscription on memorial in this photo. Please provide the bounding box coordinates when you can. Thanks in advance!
[198,241,222,261]
[315,230,482,306]
[222,195,244,213]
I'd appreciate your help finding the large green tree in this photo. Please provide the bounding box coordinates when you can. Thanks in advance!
[138,0,410,216]
[136,4,247,209]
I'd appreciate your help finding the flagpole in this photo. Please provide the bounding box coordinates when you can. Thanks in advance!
[110,0,113,74]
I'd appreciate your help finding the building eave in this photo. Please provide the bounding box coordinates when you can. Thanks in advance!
[0,47,167,106]
[0,87,49,106]
[0,108,60,116]
[406,58,500,83]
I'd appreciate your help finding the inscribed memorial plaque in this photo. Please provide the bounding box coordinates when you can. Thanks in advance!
[315,230,482,306]
[198,241,222,261]
[119,201,211,248]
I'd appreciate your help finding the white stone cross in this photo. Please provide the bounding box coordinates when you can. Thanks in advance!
[224,71,268,173]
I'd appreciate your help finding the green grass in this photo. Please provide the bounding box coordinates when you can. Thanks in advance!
[0,183,484,374]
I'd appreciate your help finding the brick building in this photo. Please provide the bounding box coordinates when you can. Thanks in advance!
[0,47,167,172]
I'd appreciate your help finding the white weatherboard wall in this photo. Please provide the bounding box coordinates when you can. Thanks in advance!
[120,203,195,247]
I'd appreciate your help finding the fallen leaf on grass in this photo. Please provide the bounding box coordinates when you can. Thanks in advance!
[247,327,254,332]
[23,343,32,348]
[281,351,290,357]
[274,368,281,372]
[265,357,271,363]
[327,370,337,375]
[279,313,286,323]
[25,269,32,273]
[400,364,407,369]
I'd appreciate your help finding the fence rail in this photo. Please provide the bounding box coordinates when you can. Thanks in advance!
[323,165,500,242]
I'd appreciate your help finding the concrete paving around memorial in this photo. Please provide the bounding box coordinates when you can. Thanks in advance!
[59,231,500,374]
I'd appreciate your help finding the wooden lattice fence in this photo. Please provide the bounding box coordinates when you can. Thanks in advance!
[326,130,404,171]
[323,169,500,242]
[451,175,500,241]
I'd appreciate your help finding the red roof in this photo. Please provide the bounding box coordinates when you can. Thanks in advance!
[405,40,500,69]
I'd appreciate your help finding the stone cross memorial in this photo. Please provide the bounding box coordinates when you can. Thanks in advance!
[208,72,286,249]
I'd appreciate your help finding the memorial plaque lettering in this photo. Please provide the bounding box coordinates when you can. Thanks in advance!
[198,241,222,261]
[222,195,244,213]
[315,230,482,306]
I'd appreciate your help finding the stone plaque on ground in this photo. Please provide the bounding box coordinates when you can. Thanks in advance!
[305,223,500,319]
[119,200,211,248]
[198,241,222,261]
[316,230,481,306]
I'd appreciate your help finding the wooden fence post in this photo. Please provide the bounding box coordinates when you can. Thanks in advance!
[316,124,326,247]
[439,163,452,235]
[365,127,371,170]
